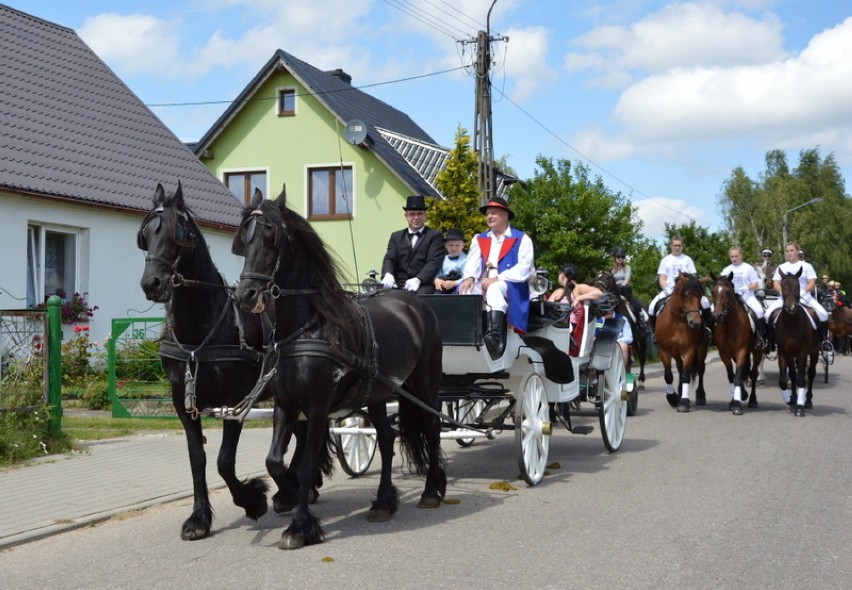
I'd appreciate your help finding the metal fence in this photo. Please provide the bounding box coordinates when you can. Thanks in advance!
[107,317,172,418]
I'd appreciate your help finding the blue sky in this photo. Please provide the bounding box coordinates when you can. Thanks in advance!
[19,0,852,242]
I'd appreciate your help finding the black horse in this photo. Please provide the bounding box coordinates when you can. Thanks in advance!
[770,270,819,416]
[593,270,649,391]
[232,188,446,550]
[137,182,328,540]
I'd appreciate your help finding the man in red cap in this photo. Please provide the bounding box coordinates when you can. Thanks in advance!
[459,197,534,357]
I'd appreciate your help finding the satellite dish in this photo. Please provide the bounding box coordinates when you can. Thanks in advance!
[344,119,369,146]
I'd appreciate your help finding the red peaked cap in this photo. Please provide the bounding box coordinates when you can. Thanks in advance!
[479,197,514,220]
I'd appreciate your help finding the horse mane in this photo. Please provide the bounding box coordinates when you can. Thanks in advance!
[676,273,704,299]
[256,199,362,352]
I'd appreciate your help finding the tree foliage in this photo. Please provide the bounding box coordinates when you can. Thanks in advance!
[507,156,642,286]
[662,221,732,279]
[720,148,852,285]
[427,125,482,243]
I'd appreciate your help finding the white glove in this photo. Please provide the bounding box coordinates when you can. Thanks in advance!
[381,273,396,289]
[404,277,421,292]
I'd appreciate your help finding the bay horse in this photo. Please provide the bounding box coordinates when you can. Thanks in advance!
[829,301,852,354]
[654,272,708,413]
[593,270,649,392]
[138,182,329,540]
[710,273,762,415]
[770,270,819,416]
[232,188,446,550]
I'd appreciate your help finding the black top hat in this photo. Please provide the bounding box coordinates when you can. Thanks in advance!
[479,197,514,220]
[402,195,427,211]
[444,228,465,242]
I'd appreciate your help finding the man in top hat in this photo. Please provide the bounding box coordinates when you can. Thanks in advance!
[459,197,534,357]
[380,195,445,293]
[434,228,468,294]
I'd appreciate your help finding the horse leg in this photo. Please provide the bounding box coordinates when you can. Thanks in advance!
[267,405,298,513]
[805,351,818,410]
[777,354,791,407]
[661,351,679,407]
[217,419,269,520]
[793,353,808,417]
[366,401,400,522]
[278,412,327,550]
[676,355,692,412]
[722,357,742,415]
[175,407,213,540]
[636,334,647,390]
[747,351,761,409]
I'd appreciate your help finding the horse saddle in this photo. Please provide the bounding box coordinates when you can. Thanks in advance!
[769,304,818,330]
[653,296,669,316]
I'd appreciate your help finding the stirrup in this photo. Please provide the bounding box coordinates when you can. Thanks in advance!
[821,340,834,352]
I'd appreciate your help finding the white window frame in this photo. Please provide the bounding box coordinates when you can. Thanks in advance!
[276,86,298,116]
[27,223,80,307]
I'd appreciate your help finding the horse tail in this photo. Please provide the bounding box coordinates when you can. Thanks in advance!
[396,390,442,477]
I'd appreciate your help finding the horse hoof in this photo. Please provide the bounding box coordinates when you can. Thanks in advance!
[794,406,806,417]
[677,399,691,413]
[417,495,442,509]
[638,382,645,391]
[309,487,320,505]
[666,393,680,408]
[180,527,210,541]
[695,397,706,407]
[278,533,306,550]
[804,400,813,410]
[730,402,743,416]
[748,400,758,409]
[367,508,392,522]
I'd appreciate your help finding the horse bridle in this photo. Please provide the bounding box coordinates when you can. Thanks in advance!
[711,278,735,321]
[238,208,319,299]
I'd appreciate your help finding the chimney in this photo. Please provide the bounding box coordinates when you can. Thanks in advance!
[326,68,352,85]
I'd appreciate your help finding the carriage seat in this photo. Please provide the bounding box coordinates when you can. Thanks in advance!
[526,299,571,333]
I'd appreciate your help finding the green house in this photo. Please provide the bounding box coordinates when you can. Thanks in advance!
[192,50,450,285]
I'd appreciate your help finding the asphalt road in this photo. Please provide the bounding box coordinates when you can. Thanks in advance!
[2,353,850,590]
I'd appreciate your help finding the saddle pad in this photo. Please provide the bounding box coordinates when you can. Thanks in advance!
[770,305,817,330]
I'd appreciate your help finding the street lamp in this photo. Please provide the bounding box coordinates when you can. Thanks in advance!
[782,197,823,245]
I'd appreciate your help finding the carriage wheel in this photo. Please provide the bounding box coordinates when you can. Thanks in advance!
[821,345,834,383]
[449,399,486,447]
[515,373,550,486]
[332,411,377,477]
[598,348,627,452]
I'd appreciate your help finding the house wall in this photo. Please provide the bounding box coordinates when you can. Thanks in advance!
[203,70,414,284]
[0,192,244,348]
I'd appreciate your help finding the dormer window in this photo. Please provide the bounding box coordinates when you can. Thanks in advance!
[278,88,296,116]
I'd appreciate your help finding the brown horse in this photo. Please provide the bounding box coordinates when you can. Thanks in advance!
[710,273,762,415]
[829,302,852,354]
[771,270,819,416]
[654,272,708,412]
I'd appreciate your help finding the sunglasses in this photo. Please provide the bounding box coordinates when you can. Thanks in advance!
[615,255,625,259]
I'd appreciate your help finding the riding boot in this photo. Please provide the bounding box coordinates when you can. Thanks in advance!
[701,308,714,344]
[483,311,507,359]
[755,317,767,351]
[819,320,832,352]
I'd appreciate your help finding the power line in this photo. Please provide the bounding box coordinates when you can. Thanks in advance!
[380,0,467,40]
[145,65,467,108]
[491,85,716,229]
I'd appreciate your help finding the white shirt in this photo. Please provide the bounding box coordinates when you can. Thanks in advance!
[772,261,817,293]
[720,262,759,297]
[657,253,697,293]
[461,226,534,285]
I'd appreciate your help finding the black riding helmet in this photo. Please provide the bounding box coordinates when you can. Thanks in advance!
[611,246,626,258]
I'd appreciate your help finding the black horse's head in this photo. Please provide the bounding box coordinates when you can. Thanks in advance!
[780,268,803,314]
[138,182,198,302]
[593,269,616,293]
[710,272,736,322]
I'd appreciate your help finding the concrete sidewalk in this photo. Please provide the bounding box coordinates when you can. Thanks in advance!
[0,427,274,549]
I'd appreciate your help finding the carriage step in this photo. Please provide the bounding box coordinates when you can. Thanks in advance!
[571,425,594,435]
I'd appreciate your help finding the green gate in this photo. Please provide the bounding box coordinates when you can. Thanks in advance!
[107,317,174,418]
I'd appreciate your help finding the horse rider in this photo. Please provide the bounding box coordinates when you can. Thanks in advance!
[609,246,650,334]
[720,246,768,350]
[459,197,534,358]
[755,247,777,295]
[381,195,445,293]
[433,228,468,294]
[647,235,712,337]
[765,241,832,351]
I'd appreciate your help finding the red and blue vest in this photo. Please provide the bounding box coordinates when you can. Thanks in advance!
[476,228,530,333]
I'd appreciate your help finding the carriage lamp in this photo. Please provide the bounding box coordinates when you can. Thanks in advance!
[362,269,380,294]
[529,268,550,297]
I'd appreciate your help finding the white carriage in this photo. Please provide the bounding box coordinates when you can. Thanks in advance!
[331,293,632,486]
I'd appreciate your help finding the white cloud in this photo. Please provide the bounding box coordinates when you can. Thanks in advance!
[634,197,707,240]
[78,14,182,76]
[501,26,556,102]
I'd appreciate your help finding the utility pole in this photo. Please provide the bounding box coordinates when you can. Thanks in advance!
[469,1,507,207]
